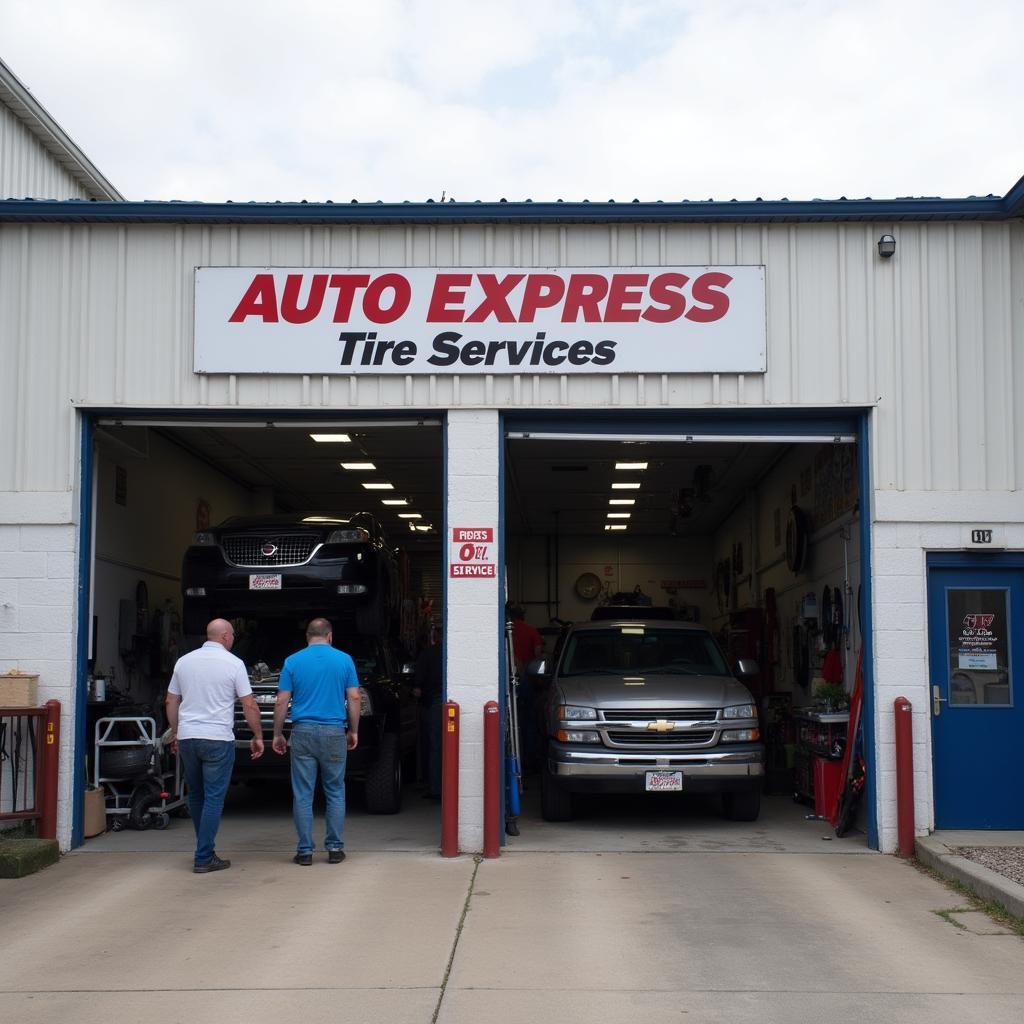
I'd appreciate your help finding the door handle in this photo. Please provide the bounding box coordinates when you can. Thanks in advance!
[932,685,948,716]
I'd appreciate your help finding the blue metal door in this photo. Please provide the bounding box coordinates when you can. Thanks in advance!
[927,556,1024,829]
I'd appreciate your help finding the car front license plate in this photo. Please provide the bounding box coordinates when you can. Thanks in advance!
[645,771,683,792]
[249,574,282,590]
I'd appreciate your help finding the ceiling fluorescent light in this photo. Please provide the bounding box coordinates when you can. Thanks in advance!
[381,499,408,506]
[607,512,631,519]
[362,482,394,490]
[605,524,628,531]
[340,462,376,470]
[398,513,422,519]
[611,482,641,490]
[615,462,648,470]
[310,433,351,443]
[608,499,636,506]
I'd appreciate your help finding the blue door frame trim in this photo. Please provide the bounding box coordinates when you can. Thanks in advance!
[71,414,94,848]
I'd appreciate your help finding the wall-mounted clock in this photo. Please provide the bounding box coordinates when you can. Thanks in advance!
[574,572,602,600]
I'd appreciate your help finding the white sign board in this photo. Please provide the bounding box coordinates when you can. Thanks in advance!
[449,527,497,579]
[194,266,766,375]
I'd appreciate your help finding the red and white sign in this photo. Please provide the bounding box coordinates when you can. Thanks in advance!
[450,527,497,579]
[194,266,766,375]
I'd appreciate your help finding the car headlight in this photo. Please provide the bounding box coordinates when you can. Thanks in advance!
[555,729,601,744]
[359,687,373,717]
[192,532,216,545]
[327,528,371,544]
[721,728,761,743]
[723,703,757,720]
[558,705,597,721]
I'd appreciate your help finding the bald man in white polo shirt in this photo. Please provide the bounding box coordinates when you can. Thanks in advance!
[166,618,264,873]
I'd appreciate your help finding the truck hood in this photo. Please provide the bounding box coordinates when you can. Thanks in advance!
[554,673,755,710]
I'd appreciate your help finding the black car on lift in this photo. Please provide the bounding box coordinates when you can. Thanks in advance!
[181,511,399,636]
[229,620,418,814]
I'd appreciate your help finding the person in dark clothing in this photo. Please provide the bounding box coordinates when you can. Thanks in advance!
[413,622,443,799]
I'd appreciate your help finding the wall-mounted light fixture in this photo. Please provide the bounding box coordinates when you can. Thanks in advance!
[877,234,896,259]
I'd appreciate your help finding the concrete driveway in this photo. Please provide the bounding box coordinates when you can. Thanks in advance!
[2,793,1022,1023]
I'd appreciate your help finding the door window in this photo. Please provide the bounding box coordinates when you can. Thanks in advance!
[945,588,1012,706]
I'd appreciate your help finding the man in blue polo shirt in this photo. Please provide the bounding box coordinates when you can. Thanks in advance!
[272,617,361,865]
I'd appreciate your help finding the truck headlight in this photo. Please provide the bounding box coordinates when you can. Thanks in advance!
[192,532,216,545]
[558,705,597,721]
[327,528,371,543]
[723,703,757,720]
[721,728,760,742]
[556,729,601,744]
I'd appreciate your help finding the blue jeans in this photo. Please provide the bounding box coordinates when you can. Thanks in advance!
[178,738,235,867]
[289,722,347,855]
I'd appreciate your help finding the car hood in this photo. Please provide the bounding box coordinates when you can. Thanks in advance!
[554,672,755,710]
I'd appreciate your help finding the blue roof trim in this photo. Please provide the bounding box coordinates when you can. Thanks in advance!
[0,185,1021,225]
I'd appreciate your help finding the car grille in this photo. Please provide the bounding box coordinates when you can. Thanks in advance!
[602,708,714,723]
[605,729,716,746]
[222,534,318,567]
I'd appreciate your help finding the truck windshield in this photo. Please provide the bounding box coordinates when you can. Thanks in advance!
[560,627,731,677]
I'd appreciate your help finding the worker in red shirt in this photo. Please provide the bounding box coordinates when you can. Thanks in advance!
[509,606,544,770]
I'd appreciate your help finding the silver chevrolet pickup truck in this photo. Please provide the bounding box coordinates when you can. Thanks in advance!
[535,618,764,822]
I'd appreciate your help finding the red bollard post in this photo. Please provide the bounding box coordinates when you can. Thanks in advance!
[894,697,914,858]
[483,700,501,858]
[441,701,460,858]
[37,699,61,840]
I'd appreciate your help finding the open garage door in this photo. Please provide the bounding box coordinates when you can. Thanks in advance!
[77,414,444,851]
[501,412,874,848]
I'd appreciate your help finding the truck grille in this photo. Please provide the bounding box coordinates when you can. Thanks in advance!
[602,708,715,723]
[222,534,318,567]
[605,729,715,746]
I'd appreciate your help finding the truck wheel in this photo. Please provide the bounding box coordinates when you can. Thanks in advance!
[541,768,574,822]
[722,789,761,822]
[365,733,402,814]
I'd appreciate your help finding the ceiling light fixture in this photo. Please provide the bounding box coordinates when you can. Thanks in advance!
[362,482,394,490]
[609,499,636,506]
[381,499,408,506]
[607,512,631,519]
[615,462,648,470]
[605,524,627,531]
[340,462,376,470]
[309,433,351,443]
[611,482,641,490]
[398,513,422,519]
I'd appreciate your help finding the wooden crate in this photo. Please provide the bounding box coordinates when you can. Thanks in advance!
[0,671,39,708]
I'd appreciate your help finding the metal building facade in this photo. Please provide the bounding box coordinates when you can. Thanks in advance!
[0,198,1022,851]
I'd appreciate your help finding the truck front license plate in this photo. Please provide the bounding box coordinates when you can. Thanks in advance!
[645,771,683,792]
[249,574,282,590]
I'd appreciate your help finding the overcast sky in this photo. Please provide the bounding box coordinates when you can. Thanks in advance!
[2,0,1021,204]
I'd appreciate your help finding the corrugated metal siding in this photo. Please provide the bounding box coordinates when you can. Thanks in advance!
[0,105,91,200]
[0,220,1021,494]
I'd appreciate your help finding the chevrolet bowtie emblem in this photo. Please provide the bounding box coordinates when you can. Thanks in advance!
[647,720,675,732]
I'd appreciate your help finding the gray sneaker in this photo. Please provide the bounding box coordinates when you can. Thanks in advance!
[193,855,231,874]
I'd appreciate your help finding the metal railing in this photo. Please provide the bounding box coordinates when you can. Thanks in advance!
[0,701,60,839]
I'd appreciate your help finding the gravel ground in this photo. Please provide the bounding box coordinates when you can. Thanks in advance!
[953,846,1024,888]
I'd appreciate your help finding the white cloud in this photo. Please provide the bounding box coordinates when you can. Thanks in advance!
[2,0,1021,202]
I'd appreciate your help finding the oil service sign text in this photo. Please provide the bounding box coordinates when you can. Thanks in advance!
[194,267,766,375]
[450,528,497,579]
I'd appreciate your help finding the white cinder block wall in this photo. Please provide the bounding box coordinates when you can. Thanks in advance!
[445,411,501,852]
[872,491,1024,852]
[0,492,79,849]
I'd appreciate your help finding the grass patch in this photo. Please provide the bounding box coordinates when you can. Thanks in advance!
[912,858,1024,937]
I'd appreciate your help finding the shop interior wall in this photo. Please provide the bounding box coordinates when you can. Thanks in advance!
[712,443,862,704]
[506,535,713,641]
[91,428,260,705]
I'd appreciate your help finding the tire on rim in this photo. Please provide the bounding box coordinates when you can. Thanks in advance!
[541,767,574,822]
[722,789,761,822]
[364,732,402,814]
